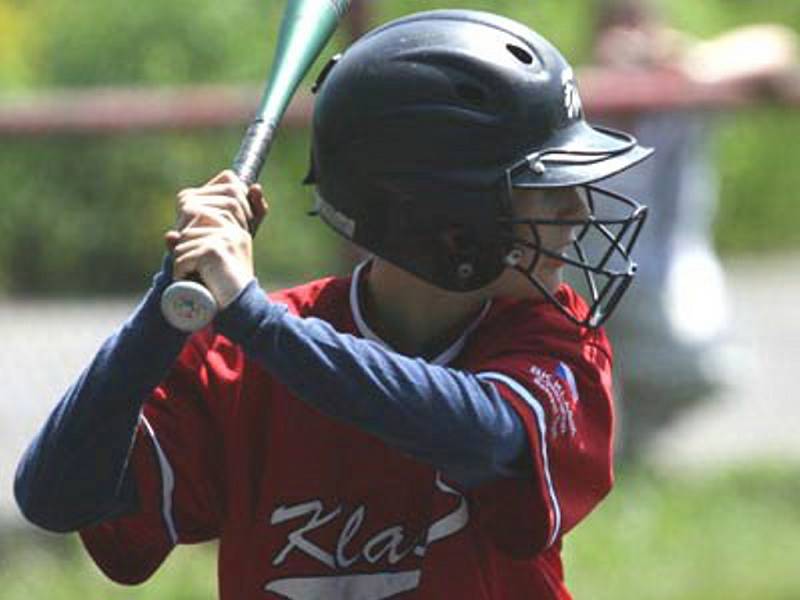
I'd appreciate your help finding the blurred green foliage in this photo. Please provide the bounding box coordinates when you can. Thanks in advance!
[0,0,798,293]
[716,109,800,254]
[0,130,342,293]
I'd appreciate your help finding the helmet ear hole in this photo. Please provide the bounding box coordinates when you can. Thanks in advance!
[439,226,480,283]
[506,43,534,65]
[312,53,342,94]
[457,262,475,280]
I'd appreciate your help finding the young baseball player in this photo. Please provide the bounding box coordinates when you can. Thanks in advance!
[16,10,651,599]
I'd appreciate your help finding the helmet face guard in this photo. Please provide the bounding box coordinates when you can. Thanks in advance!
[501,126,649,328]
[501,185,647,328]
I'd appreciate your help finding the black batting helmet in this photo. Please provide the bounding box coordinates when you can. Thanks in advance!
[306,9,651,327]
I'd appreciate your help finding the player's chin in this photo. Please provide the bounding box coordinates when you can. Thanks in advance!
[536,264,564,294]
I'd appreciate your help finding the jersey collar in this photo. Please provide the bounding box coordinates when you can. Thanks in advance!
[349,260,492,366]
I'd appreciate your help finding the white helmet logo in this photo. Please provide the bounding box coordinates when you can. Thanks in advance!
[562,68,582,119]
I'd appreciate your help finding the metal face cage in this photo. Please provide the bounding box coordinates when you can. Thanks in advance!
[501,130,649,328]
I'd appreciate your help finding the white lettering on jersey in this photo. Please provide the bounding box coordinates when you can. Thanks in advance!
[265,475,468,599]
[271,500,343,568]
[530,365,577,438]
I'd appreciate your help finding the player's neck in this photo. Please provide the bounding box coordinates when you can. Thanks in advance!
[363,259,489,358]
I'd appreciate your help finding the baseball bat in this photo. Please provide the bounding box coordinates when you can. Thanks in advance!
[161,0,351,332]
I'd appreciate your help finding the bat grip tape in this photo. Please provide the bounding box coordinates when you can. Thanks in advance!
[232,119,277,186]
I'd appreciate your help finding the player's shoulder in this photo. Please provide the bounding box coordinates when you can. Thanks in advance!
[473,284,612,368]
[469,285,614,414]
[268,273,353,319]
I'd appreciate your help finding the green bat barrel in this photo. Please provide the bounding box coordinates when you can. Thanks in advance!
[233,0,351,185]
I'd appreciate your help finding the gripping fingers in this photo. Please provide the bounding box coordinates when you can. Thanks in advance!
[172,235,243,281]
[172,225,250,244]
[171,238,207,281]
[178,204,247,234]
[171,224,252,280]
[176,192,252,232]
[167,171,260,309]
[172,239,222,282]
[170,223,255,309]
[177,170,252,224]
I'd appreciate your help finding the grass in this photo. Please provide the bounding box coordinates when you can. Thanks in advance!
[0,531,217,600]
[1,463,798,599]
[564,463,800,599]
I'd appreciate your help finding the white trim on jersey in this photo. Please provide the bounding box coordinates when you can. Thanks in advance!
[476,371,562,548]
[140,415,179,545]
[349,260,492,366]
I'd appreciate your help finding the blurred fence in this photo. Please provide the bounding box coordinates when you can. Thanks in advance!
[1,67,797,137]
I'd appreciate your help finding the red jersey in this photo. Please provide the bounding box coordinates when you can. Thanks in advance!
[80,263,615,599]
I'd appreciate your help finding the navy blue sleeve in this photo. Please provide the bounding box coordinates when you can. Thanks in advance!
[215,280,529,487]
[14,258,189,533]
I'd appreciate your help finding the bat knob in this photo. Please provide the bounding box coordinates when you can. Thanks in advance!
[161,280,218,332]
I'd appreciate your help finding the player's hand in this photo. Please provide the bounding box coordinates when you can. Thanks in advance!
[172,170,268,235]
[165,170,269,310]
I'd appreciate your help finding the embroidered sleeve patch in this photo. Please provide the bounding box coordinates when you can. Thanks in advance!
[529,361,579,439]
